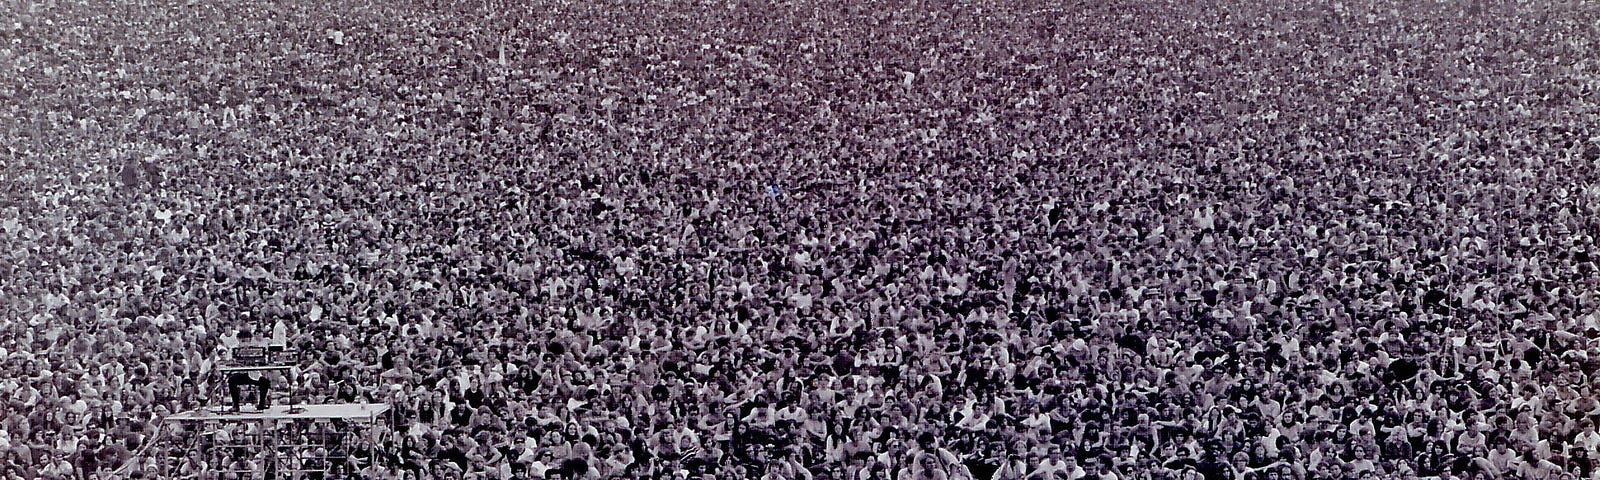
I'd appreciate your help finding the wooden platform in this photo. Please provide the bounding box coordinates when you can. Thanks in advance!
[167,403,389,423]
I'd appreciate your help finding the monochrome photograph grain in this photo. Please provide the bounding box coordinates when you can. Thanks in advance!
[3,0,1600,478]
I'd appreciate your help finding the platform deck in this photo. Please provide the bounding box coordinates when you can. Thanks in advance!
[218,365,296,373]
[167,403,389,423]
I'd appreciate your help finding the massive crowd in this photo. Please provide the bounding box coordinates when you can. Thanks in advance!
[4,0,1600,478]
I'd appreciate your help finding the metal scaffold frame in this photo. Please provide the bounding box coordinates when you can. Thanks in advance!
[103,342,396,479]
[152,404,394,479]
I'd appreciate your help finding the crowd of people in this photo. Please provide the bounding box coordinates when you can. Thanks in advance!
[4,0,1600,478]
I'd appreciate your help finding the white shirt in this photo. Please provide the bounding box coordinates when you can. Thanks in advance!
[271,320,288,346]
[1576,429,1600,454]
[527,460,551,478]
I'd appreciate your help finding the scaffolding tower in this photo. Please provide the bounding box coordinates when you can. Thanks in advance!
[154,404,392,479]
[118,342,395,479]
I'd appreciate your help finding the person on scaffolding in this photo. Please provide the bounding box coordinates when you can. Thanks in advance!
[226,328,272,412]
